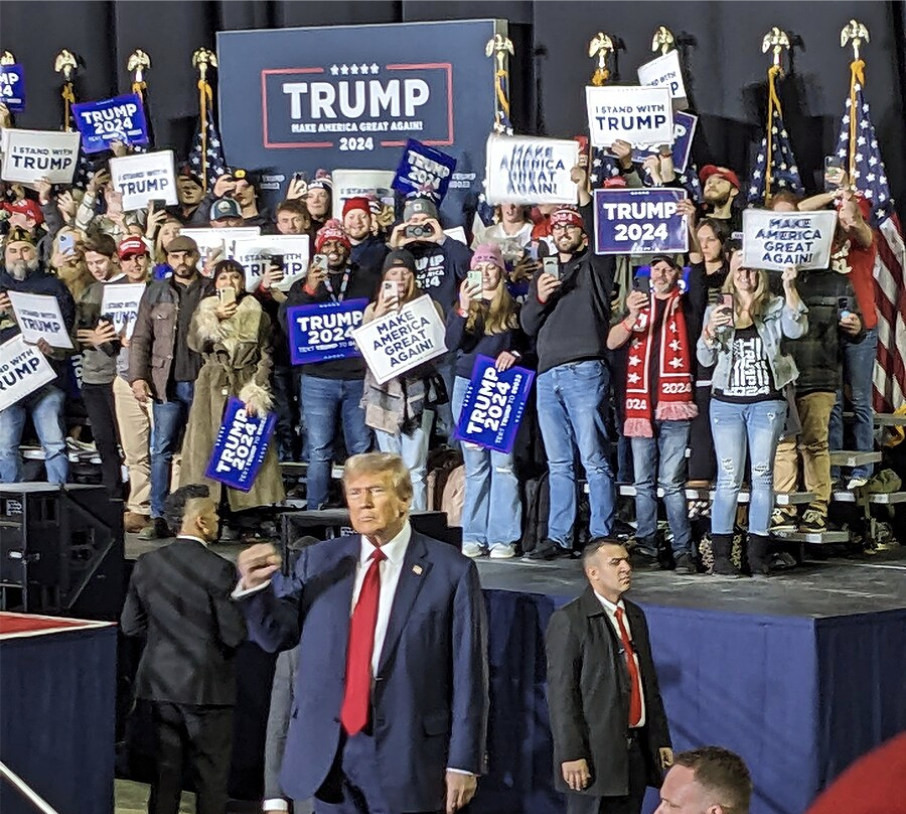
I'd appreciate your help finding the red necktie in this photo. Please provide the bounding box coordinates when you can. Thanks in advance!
[615,607,643,727]
[340,548,387,736]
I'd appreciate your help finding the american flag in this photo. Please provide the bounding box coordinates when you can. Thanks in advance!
[746,101,803,205]
[835,75,906,412]
[589,146,702,201]
[188,102,227,192]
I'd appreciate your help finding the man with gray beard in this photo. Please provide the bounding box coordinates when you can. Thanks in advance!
[0,227,76,483]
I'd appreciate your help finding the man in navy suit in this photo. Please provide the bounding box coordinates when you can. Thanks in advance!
[237,452,489,814]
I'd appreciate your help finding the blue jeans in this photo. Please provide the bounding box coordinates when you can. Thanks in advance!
[301,375,372,510]
[0,384,68,484]
[150,381,194,519]
[374,411,432,512]
[631,419,692,555]
[536,360,616,546]
[829,327,877,480]
[710,398,787,536]
[452,376,522,548]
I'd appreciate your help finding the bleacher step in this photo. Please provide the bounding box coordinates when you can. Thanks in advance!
[774,530,851,544]
[828,451,883,467]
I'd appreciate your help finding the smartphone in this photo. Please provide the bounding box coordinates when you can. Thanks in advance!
[633,275,651,295]
[382,279,400,302]
[542,256,560,279]
[291,171,308,185]
[824,156,845,192]
[218,287,236,305]
[148,198,166,211]
[59,232,76,255]
[467,270,483,297]
[270,254,285,271]
[837,296,852,319]
[527,242,539,262]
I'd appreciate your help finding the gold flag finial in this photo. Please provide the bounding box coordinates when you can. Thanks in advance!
[588,32,615,86]
[54,49,78,82]
[761,27,791,69]
[485,34,514,135]
[127,49,151,85]
[651,26,675,56]
[193,47,218,82]
[0,51,15,66]
[840,19,869,61]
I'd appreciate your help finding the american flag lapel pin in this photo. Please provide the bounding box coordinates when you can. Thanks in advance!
[412,565,423,575]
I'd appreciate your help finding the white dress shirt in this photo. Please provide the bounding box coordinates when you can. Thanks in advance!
[594,591,647,728]
[353,522,412,677]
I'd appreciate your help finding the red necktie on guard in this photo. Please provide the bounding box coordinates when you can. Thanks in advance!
[615,607,643,728]
[340,548,387,736]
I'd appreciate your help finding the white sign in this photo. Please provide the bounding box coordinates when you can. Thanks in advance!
[741,210,837,272]
[0,335,57,412]
[228,235,311,292]
[585,86,674,148]
[485,135,579,206]
[352,295,447,385]
[7,291,73,349]
[180,227,262,262]
[109,150,178,211]
[443,226,468,245]
[637,50,688,109]
[331,169,395,225]
[101,283,146,339]
[0,129,80,184]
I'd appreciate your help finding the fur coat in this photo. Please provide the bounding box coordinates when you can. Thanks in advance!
[179,294,286,511]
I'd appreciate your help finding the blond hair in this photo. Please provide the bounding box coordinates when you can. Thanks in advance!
[343,452,413,503]
[723,256,772,319]
[465,280,519,335]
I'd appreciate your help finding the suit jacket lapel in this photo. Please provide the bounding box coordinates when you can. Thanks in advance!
[376,532,431,676]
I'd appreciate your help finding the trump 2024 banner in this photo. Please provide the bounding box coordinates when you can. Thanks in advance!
[0,64,25,113]
[205,397,277,492]
[72,93,149,154]
[287,298,369,365]
[594,188,689,256]
[216,19,504,225]
[455,356,535,454]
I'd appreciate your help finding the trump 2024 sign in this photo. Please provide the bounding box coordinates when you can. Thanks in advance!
[217,20,504,224]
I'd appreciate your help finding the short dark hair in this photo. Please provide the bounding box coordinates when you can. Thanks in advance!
[83,233,117,258]
[674,747,752,814]
[164,484,210,531]
[275,199,308,218]
[581,537,627,567]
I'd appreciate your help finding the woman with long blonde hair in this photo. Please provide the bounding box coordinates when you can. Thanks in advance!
[697,248,806,577]
[446,243,526,558]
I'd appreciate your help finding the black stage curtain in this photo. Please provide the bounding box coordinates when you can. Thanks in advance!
[1,1,903,217]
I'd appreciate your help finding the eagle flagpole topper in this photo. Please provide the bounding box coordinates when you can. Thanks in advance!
[54,49,78,132]
[651,26,675,57]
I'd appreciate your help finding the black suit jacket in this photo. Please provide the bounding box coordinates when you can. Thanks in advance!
[120,537,247,706]
[545,587,671,798]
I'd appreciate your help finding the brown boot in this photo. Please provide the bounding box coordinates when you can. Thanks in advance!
[123,511,150,533]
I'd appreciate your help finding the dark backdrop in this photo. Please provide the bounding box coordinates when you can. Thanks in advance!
[1,1,904,216]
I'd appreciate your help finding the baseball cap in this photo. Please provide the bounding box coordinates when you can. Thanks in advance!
[2,198,44,226]
[649,254,680,270]
[549,206,584,231]
[4,226,36,247]
[315,219,351,252]
[118,236,149,259]
[382,249,417,274]
[403,197,438,222]
[699,164,742,191]
[166,235,199,254]
[210,197,243,221]
[342,197,371,219]
[177,164,204,188]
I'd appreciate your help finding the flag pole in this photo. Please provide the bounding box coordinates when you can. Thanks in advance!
[192,48,217,190]
[127,49,151,106]
[54,49,78,132]
[760,27,790,206]
[840,19,869,188]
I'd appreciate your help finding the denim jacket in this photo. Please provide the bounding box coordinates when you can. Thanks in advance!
[696,295,808,392]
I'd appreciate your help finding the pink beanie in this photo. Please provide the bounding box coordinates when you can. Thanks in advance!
[470,242,505,271]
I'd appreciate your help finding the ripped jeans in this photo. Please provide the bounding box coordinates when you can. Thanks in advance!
[710,398,787,536]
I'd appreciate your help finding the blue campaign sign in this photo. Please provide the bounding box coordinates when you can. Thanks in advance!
[72,94,149,154]
[287,298,369,365]
[630,110,698,174]
[594,188,689,256]
[391,139,457,203]
[205,397,277,492]
[454,356,535,454]
[0,64,26,113]
[216,20,503,225]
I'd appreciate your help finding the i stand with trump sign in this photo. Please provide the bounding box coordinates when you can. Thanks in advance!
[0,335,56,413]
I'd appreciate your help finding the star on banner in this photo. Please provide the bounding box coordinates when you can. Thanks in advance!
[340,64,349,75]
[668,358,683,369]
[628,355,642,367]
[370,63,380,73]
[628,372,641,385]
[330,65,339,76]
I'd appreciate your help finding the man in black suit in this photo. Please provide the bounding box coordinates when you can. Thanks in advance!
[546,538,673,814]
[121,484,248,814]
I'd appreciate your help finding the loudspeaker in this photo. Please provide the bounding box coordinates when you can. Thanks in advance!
[0,483,124,620]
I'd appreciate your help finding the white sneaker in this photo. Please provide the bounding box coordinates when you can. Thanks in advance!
[847,476,869,490]
[461,543,485,558]
[489,544,517,559]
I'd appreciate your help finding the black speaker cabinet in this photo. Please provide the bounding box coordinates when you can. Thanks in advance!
[0,483,124,620]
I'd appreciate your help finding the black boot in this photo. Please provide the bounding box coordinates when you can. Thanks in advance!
[711,533,741,577]
[747,533,772,579]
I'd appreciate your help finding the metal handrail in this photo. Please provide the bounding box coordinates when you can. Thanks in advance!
[0,762,60,814]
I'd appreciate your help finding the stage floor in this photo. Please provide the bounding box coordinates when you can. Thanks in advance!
[124,534,906,617]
